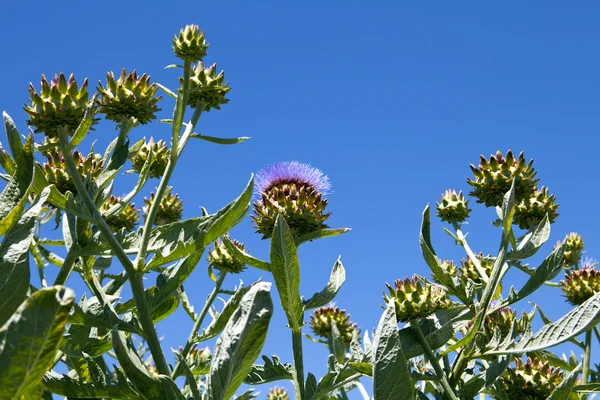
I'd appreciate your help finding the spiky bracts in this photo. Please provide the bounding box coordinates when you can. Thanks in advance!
[25,73,95,138]
[143,190,183,226]
[470,307,529,347]
[467,150,538,208]
[130,138,170,179]
[207,239,246,274]
[460,253,494,285]
[183,345,211,375]
[499,357,564,400]
[557,232,585,268]
[97,69,161,124]
[384,276,452,322]
[100,195,139,232]
[436,189,471,224]
[513,187,559,230]
[267,387,289,400]
[252,162,331,239]
[41,148,104,195]
[309,306,358,345]
[185,62,230,111]
[172,25,209,62]
[561,267,600,306]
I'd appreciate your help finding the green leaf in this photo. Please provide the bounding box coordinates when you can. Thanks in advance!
[0,187,50,326]
[372,302,415,400]
[459,356,510,398]
[68,97,98,149]
[43,370,141,399]
[507,214,551,260]
[0,286,75,400]
[223,235,271,272]
[484,291,600,355]
[244,355,294,385]
[295,228,351,245]
[3,113,24,164]
[61,335,113,358]
[0,144,16,176]
[270,215,303,330]
[207,282,273,400]
[574,383,600,392]
[190,132,250,145]
[420,205,454,290]
[0,134,34,237]
[303,257,345,310]
[174,352,201,400]
[548,364,581,399]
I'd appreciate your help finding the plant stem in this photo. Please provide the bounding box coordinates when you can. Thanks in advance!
[171,272,227,379]
[292,328,306,400]
[130,271,170,375]
[453,223,489,284]
[582,330,593,385]
[410,320,459,400]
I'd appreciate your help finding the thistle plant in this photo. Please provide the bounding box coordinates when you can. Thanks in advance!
[0,23,599,400]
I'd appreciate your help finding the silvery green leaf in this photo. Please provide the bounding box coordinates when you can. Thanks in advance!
[190,132,250,145]
[459,356,509,398]
[295,227,351,245]
[0,186,50,325]
[303,257,345,310]
[419,206,455,291]
[243,355,294,385]
[83,352,106,385]
[548,364,581,399]
[507,214,550,260]
[207,282,273,400]
[223,235,270,272]
[156,82,177,98]
[61,334,113,358]
[305,373,318,399]
[484,291,600,355]
[270,215,303,330]
[0,286,75,400]
[43,370,141,399]
[372,302,415,400]
[574,383,600,392]
[68,97,98,149]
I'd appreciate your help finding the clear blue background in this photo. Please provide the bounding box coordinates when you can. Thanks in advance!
[1,1,599,398]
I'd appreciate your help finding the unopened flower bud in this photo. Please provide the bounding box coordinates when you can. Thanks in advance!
[207,239,246,274]
[309,306,358,345]
[100,195,139,232]
[143,190,183,226]
[561,266,600,306]
[436,189,471,224]
[500,357,563,399]
[172,25,209,62]
[384,275,452,322]
[513,187,559,230]
[130,137,170,179]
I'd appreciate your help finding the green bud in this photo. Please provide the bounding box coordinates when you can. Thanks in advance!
[185,62,230,111]
[500,357,564,400]
[267,387,289,400]
[557,232,585,268]
[513,187,559,230]
[97,69,161,124]
[41,148,104,196]
[460,253,493,285]
[207,238,246,274]
[436,189,471,224]
[467,150,538,208]
[130,137,170,179]
[100,195,139,232]
[560,267,600,306]
[181,344,211,376]
[384,275,452,322]
[143,190,183,226]
[25,73,96,138]
[309,306,358,345]
[172,25,209,62]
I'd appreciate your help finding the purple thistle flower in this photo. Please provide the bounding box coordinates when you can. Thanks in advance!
[255,161,331,197]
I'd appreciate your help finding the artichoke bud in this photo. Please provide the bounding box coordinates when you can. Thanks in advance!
[436,189,471,223]
[460,253,493,285]
[267,387,289,400]
[172,24,209,62]
[309,306,358,345]
[557,232,585,268]
[479,307,529,345]
[500,357,564,400]
[100,195,139,232]
[130,137,170,179]
[513,187,559,230]
[467,150,538,208]
[181,344,211,375]
[25,73,96,138]
[40,148,103,195]
[97,69,161,124]
[143,189,183,226]
[207,238,246,274]
[432,259,458,285]
[185,62,230,111]
[560,267,600,306]
[383,275,453,322]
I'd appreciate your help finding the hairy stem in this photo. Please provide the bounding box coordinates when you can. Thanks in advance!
[292,328,306,400]
[410,320,459,400]
[171,272,227,379]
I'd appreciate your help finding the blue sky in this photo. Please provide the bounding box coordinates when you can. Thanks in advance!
[1,1,599,398]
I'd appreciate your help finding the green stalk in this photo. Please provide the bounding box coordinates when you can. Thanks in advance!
[410,320,459,400]
[171,272,227,379]
[453,223,490,284]
[292,328,306,399]
[582,330,593,385]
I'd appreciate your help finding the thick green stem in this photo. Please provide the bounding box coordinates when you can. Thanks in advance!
[582,330,593,385]
[130,271,170,375]
[171,272,227,379]
[292,328,306,400]
[410,320,459,400]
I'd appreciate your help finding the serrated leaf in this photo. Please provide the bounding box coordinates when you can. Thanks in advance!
[270,215,303,330]
[0,187,50,326]
[303,257,345,310]
[372,302,414,400]
[43,370,141,399]
[190,132,250,145]
[0,286,75,400]
[507,214,550,260]
[223,235,271,272]
[548,364,581,399]
[244,355,294,385]
[207,282,273,400]
[61,335,113,358]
